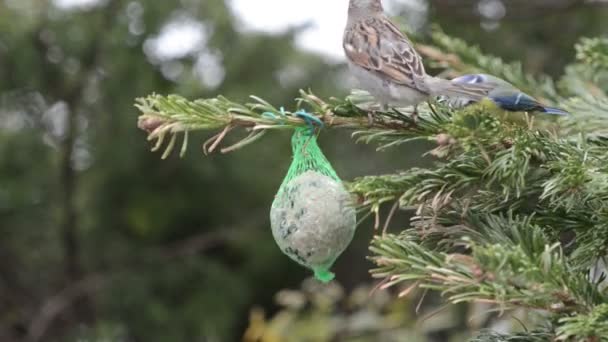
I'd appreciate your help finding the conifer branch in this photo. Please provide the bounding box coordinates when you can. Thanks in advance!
[576,37,608,71]
[135,90,432,158]
[370,229,601,313]
[467,330,553,342]
[556,303,608,340]
[135,29,608,341]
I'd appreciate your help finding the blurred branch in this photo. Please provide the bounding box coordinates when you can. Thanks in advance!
[25,214,264,342]
[25,0,123,336]
[467,330,553,342]
[26,274,107,342]
[576,37,608,70]
[162,230,233,258]
[160,213,268,258]
[56,1,122,330]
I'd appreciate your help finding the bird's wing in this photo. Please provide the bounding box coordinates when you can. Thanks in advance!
[451,74,487,84]
[452,73,512,88]
[343,17,429,93]
[451,74,568,114]
[490,90,544,112]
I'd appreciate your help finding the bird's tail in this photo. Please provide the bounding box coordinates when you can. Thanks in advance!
[541,106,570,116]
[427,77,494,101]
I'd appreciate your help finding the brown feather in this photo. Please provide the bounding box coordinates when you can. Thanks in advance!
[343,16,429,94]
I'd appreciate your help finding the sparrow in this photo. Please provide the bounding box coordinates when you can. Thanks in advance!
[449,74,569,115]
[343,0,493,115]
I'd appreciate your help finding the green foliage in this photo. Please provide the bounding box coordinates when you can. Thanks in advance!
[576,37,608,71]
[370,225,605,313]
[0,1,347,341]
[557,303,608,341]
[4,0,608,340]
[467,330,553,342]
[133,24,608,340]
[136,90,381,158]
[242,279,422,342]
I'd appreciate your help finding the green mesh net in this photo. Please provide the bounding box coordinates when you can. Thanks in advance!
[270,127,357,283]
[279,128,340,186]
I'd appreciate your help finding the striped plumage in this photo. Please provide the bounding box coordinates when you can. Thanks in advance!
[343,0,493,110]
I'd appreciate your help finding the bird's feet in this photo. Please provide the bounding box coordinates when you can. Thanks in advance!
[411,105,419,124]
[367,112,375,126]
[367,103,388,126]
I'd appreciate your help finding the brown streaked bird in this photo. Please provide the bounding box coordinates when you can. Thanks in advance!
[343,0,493,114]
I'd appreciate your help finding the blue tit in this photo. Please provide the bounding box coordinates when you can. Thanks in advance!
[450,74,569,115]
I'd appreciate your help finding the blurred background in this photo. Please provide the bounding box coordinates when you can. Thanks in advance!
[0,0,606,341]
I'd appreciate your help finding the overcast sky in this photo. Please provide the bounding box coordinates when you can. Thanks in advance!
[230,0,352,60]
[54,0,427,61]
[231,0,427,60]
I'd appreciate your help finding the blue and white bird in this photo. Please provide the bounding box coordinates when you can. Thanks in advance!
[448,74,569,116]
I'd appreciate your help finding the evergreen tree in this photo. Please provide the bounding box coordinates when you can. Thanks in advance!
[136,29,608,341]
